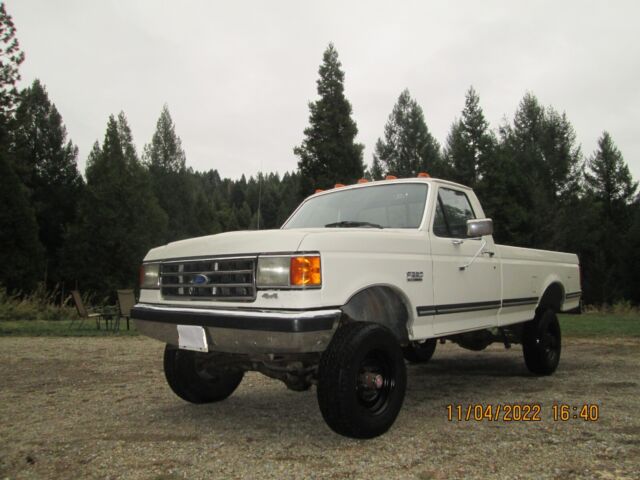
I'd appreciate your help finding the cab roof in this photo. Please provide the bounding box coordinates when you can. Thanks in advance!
[307,176,471,200]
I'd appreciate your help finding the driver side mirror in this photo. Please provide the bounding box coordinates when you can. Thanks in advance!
[466,218,493,238]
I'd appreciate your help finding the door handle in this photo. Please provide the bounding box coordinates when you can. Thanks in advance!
[483,250,495,257]
[451,239,464,246]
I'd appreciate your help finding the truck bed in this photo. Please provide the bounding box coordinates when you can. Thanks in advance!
[497,244,580,326]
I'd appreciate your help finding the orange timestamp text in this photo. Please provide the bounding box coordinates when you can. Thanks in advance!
[446,403,600,422]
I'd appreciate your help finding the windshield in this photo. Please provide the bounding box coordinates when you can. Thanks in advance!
[283,183,429,229]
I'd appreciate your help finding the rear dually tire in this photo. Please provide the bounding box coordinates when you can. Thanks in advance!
[522,309,562,375]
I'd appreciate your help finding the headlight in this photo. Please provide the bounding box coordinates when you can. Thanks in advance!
[257,254,321,288]
[140,263,160,289]
[256,257,290,287]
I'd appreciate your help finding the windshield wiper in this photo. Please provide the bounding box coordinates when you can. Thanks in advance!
[324,221,384,229]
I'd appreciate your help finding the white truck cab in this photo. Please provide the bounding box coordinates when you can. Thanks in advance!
[133,176,581,438]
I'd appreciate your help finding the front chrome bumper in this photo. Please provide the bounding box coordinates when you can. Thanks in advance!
[131,303,341,354]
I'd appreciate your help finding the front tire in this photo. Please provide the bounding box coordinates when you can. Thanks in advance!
[163,345,244,403]
[317,322,407,439]
[403,339,437,363]
[522,309,561,375]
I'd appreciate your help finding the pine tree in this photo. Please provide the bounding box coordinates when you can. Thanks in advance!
[63,113,167,297]
[252,173,280,229]
[193,188,220,234]
[0,1,24,164]
[143,105,201,241]
[583,132,638,304]
[370,156,384,180]
[503,94,582,197]
[0,153,44,292]
[10,79,84,286]
[143,104,186,173]
[0,4,43,293]
[294,43,364,193]
[236,202,252,229]
[277,171,302,225]
[372,89,444,179]
[540,109,583,200]
[230,175,247,208]
[445,87,495,188]
[476,142,529,243]
[483,93,582,248]
[585,132,638,218]
[0,3,24,123]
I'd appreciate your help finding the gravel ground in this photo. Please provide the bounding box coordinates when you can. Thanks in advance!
[0,336,638,480]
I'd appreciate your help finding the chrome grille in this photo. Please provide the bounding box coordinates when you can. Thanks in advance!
[160,257,256,301]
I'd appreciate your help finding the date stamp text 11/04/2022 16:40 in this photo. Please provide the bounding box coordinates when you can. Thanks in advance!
[446,403,600,422]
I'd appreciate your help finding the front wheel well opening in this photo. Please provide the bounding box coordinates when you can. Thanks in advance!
[537,282,564,314]
[340,286,410,345]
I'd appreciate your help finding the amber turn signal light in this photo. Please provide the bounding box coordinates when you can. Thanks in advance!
[290,256,321,287]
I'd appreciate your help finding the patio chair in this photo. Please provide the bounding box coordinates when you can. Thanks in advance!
[69,290,111,330]
[114,289,136,332]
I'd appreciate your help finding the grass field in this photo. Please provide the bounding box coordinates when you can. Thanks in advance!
[2,335,639,479]
[0,312,638,337]
[559,312,640,337]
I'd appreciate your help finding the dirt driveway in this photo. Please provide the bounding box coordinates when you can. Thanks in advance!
[0,336,638,479]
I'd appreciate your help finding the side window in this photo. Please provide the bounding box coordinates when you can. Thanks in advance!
[432,188,476,238]
[433,200,449,236]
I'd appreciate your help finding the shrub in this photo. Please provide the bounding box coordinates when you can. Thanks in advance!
[0,284,77,321]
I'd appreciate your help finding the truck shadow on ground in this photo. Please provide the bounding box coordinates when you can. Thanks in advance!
[152,349,580,441]
[411,351,534,377]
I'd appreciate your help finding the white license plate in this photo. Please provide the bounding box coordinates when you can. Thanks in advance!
[177,325,208,352]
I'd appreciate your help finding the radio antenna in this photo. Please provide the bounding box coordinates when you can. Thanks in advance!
[256,159,263,230]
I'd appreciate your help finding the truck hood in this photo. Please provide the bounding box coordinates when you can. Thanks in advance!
[144,229,311,261]
[296,228,426,255]
[144,227,425,262]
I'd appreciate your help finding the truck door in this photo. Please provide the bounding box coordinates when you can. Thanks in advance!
[429,186,501,335]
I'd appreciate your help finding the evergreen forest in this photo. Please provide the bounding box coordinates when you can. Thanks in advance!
[1,6,638,306]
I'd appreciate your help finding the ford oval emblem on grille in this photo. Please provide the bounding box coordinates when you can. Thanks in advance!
[191,274,209,285]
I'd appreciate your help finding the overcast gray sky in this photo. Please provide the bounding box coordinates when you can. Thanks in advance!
[9,0,640,181]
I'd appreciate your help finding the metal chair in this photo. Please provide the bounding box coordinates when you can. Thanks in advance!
[69,290,110,330]
[114,289,135,332]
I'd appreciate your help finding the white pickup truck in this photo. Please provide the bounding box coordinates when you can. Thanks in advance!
[132,176,581,438]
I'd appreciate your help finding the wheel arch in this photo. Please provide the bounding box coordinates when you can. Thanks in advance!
[537,281,565,314]
[340,284,412,345]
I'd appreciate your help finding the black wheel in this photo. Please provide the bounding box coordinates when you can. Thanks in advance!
[317,322,407,439]
[403,338,437,363]
[163,345,244,404]
[522,309,561,375]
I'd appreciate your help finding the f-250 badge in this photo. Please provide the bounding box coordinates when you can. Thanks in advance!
[406,271,423,282]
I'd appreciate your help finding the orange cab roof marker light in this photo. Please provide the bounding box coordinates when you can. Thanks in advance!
[385,175,397,180]
[417,172,430,178]
[357,178,369,184]
[334,183,345,188]
[315,189,324,193]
